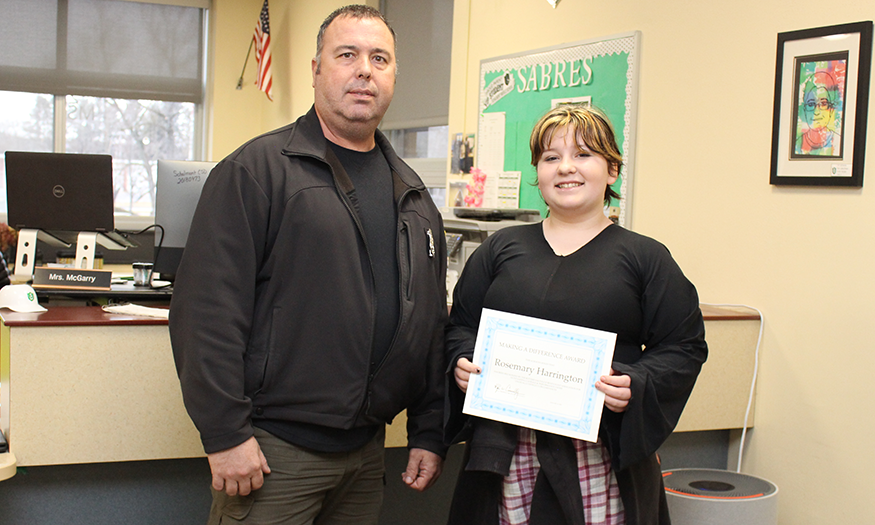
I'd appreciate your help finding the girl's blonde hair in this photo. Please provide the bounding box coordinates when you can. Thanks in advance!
[529,105,622,205]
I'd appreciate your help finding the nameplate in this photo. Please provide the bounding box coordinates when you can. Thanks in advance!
[32,267,112,291]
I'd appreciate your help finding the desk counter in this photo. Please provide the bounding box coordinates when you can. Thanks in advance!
[1,307,201,466]
[1,305,760,466]
[676,305,761,432]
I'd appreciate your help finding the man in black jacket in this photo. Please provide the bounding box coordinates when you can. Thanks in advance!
[170,5,447,524]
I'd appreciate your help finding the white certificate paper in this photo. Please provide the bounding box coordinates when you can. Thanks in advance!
[463,309,617,442]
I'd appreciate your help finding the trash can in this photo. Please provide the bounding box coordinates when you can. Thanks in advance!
[663,468,778,525]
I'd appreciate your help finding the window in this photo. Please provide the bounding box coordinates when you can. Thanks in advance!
[385,126,449,206]
[385,126,449,160]
[0,92,54,155]
[1,92,196,219]
[379,0,453,131]
[379,0,454,208]
[66,95,196,217]
[0,0,207,227]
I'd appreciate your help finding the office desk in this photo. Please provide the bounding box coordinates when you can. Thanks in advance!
[0,307,202,466]
[0,305,759,467]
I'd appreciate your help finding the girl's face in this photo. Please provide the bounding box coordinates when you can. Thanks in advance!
[536,127,617,218]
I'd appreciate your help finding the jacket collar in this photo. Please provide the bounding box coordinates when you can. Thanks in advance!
[282,105,425,192]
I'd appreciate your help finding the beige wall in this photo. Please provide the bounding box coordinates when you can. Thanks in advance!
[207,0,267,160]
[449,0,875,523]
[208,0,378,160]
[208,0,875,521]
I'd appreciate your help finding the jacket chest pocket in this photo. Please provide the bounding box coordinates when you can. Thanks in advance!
[398,218,438,301]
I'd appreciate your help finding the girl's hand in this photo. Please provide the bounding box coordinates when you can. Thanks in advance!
[454,357,481,393]
[596,369,631,413]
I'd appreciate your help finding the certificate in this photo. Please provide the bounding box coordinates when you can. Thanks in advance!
[463,309,617,442]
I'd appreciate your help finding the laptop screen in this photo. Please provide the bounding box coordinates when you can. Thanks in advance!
[5,151,115,233]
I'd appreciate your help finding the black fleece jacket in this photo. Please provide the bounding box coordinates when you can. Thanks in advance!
[170,107,448,456]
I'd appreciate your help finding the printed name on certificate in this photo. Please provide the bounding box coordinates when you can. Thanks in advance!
[463,308,616,442]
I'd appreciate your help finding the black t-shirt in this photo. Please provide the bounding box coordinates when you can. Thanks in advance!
[330,142,400,369]
[255,143,399,453]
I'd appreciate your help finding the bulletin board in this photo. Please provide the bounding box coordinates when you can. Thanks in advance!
[452,31,641,226]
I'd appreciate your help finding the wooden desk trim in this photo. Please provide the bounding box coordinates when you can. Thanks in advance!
[2,304,759,328]
[700,304,761,321]
[0,306,168,327]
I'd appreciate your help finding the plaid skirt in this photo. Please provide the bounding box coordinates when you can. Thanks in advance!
[499,427,625,525]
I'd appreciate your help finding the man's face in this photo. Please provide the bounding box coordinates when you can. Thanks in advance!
[312,16,396,143]
[804,86,835,130]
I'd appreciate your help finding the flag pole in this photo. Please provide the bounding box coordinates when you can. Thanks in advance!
[236,39,254,90]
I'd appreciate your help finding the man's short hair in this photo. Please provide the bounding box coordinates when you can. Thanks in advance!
[314,5,397,73]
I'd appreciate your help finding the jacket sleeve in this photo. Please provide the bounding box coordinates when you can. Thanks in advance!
[169,158,270,454]
[443,239,496,445]
[607,241,708,471]
[405,212,450,457]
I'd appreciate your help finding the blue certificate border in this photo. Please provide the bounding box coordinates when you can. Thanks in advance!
[467,311,613,436]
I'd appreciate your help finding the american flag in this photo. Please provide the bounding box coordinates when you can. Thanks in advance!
[253,0,273,100]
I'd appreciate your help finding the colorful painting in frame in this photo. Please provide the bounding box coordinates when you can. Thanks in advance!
[791,52,848,159]
[770,21,873,187]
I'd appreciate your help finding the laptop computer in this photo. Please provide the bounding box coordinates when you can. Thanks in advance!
[4,151,135,247]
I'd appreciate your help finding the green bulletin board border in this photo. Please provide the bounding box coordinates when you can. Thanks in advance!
[477,31,641,227]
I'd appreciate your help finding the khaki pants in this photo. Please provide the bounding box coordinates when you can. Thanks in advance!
[208,427,386,525]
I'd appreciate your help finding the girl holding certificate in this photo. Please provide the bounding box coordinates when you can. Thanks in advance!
[445,105,708,525]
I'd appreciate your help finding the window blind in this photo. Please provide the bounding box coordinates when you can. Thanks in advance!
[379,0,453,130]
[0,0,205,102]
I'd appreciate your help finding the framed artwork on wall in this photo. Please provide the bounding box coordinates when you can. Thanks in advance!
[770,21,873,187]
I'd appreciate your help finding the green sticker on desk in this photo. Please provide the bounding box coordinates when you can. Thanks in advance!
[32,267,112,291]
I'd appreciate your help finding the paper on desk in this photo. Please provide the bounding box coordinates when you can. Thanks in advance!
[102,303,169,319]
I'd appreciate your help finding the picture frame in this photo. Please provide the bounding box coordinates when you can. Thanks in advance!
[770,21,873,187]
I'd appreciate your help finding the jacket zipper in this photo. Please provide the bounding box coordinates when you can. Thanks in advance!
[318,149,424,421]
[359,186,420,418]
[319,156,379,421]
